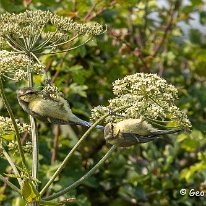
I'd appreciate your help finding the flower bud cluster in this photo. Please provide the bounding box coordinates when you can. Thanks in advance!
[8,141,32,154]
[0,116,30,138]
[0,10,104,51]
[41,84,64,100]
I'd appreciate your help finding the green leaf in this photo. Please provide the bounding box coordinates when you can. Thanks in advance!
[190,0,203,6]
[69,83,88,97]
[76,194,91,206]
[199,11,206,25]
[68,65,84,72]
[12,197,25,206]
[21,179,40,203]
[181,137,200,152]
[79,46,87,58]
[1,133,15,141]
[0,194,6,201]
[40,200,59,206]
[180,162,206,182]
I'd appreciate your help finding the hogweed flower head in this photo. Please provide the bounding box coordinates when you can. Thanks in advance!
[0,10,104,54]
[91,73,191,130]
[0,116,30,140]
[0,50,44,81]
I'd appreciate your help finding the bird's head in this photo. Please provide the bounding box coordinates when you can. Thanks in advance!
[17,88,38,103]
[104,122,120,142]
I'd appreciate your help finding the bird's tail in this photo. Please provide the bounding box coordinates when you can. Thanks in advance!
[69,113,104,129]
[75,119,104,129]
[150,128,182,137]
[135,128,182,144]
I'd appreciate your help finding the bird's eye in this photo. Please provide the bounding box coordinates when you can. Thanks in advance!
[25,91,35,95]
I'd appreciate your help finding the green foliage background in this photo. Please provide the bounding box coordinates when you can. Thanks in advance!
[0,0,206,205]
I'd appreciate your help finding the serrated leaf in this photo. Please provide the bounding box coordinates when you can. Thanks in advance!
[69,83,88,97]
[68,65,84,72]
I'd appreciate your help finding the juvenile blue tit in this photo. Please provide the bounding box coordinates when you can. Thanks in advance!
[104,118,181,147]
[17,87,103,129]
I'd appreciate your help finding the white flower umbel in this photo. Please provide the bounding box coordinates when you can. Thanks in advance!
[91,73,191,130]
[0,10,104,54]
[0,50,43,81]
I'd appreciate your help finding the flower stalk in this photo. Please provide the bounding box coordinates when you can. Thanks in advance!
[43,145,117,201]
[27,55,39,206]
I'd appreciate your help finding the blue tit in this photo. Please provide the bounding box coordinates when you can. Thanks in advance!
[104,118,181,147]
[17,87,103,129]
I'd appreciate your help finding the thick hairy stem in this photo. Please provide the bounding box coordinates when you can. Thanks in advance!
[27,55,39,206]
[40,105,128,197]
[43,145,117,201]
[0,77,27,170]
[30,116,39,180]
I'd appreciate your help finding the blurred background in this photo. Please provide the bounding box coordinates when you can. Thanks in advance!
[0,0,206,205]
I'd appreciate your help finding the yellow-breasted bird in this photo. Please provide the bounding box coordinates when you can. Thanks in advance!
[17,87,103,129]
[104,118,181,147]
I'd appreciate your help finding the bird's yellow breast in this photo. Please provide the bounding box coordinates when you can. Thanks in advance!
[28,97,69,122]
[116,118,158,136]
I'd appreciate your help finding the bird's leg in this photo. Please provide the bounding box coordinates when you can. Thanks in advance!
[45,77,51,85]
[111,122,115,140]
[134,136,140,143]
[108,111,116,140]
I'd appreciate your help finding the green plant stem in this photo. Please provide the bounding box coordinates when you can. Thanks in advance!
[30,116,39,179]
[40,105,128,197]
[43,145,117,201]
[0,77,28,170]
[1,145,22,184]
[0,174,21,194]
[27,55,39,181]
[27,54,39,206]
[30,52,49,82]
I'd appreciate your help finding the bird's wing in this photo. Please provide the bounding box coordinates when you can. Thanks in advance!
[121,129,181,144]
[29,98,69,122]
[121,132,157,144]
[149,129,182,136]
